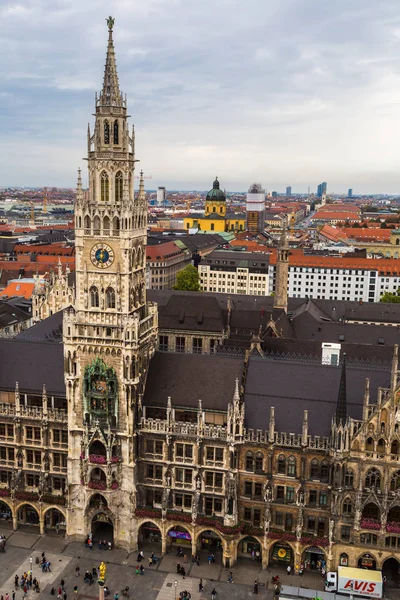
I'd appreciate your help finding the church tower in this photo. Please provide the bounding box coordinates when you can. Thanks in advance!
[63,17,157,550]
[273,224,289,312]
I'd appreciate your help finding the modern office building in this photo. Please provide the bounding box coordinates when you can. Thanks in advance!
[246,183,265,234]
[286,186,292,197]
[157,187,166,205]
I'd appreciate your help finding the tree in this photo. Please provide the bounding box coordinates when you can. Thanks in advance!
[173,264,201,291]
[380,221,388,228]
[380,289,400,303]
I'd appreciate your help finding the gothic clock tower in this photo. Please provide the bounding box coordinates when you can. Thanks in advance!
[63,17,157,549]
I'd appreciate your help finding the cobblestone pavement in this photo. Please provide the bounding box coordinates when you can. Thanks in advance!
[0,530,339,600]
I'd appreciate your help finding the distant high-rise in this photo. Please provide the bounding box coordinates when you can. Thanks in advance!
[271,191,278,198]
[348,188,353,198]
[317,181,327,198]
[157,186,166,205]
[286,186,292,197]
[246,183,265,234]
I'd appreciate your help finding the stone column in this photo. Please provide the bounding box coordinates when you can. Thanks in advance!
[161,534,167,555]
[98,583,105,600]
[12,515,18,531]
[39,519,45,536]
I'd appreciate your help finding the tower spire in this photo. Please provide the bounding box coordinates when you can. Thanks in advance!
[335,353,347,424]
[273,223,289,313]
[100,17,123,107]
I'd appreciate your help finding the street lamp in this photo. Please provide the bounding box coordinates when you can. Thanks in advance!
[29,557,33,576]
[174,580,178,600]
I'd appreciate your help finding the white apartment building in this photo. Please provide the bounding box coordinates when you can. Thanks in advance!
[199,250,270,296]
[269,257,400,303]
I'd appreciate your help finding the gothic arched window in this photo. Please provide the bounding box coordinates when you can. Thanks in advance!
[103,215,110,233]
[277,454,286,474]
[115,171,123,202]
[101,171,109,203]
[343,498,353,514]
[84,215,91,231]
[113,216,120,236]
[287,456,296,476]
[345,469,354,487]
[255,453,263,473]
[114,120,119,144]
[310,458,320,478]
[390,470,400,491]
[321,460,329,481]
[245,451,254,472]
[391,441,399,455]
[365,468,381,489]
[104,121,110,145]
[90,286,99,308]
[93,215,101,236]
[106,287,116,309]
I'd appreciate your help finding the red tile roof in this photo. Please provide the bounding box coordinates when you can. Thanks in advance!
[0,281,35,299]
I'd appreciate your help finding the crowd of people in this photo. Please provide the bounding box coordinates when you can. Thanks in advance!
[13,571,40,597]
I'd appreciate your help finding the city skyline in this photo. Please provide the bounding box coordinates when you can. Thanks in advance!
[1,0,400,193]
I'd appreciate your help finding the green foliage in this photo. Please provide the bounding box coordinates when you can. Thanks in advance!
[380,289,400,303]
[173,264,201,291]
[380,221,388,228]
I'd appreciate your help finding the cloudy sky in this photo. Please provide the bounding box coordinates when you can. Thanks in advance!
[1,0,400,193]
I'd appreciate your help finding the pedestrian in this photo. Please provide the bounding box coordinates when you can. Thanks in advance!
[211,588,217,600]
[14,576,18,590]
[176,563,181,574]
[183,554,187,564]
[12,592,15,600]
[253,581,258,595]
[135,565,140,577]
[5,593,9,600]
[199,579,203,592]
[75,566,80,577]
[73,586,78,595]
[140,565,144,575]
[227,571,233,584]
[287,565,291,576]
[181,566,186,579]
[56,522,60,535]
[148,556,153,568]
[61,579,65,589]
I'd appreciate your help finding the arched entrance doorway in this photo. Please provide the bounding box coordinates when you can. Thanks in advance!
[302,546,326,571]
[238,536,262,562]
[0,500,12,528]
[91,513,114,543]
[138,522,162,556]
[196,530,223,564]
[382,557,400,587]
[358,553,376,570]
[269,541,293,566]
[44,508,66,535]
[167,526,191,553]
[17,504,39,530]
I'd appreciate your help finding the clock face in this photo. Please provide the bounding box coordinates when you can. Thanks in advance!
[90,243,115,269]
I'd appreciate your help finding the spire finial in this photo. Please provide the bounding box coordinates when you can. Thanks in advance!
[100,16,123,107]
[77,168,82,191]
[233,378,240,402]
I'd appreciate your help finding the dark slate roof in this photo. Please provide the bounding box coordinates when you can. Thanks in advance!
[0,339,65,396]
[155,293,225,332]
[143,351,244,410]
[244,356,391,436]
[16,310,64,342]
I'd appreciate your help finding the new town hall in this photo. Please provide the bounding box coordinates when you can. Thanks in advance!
[2,18,400,583]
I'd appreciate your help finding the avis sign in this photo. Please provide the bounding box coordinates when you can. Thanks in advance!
[342,579,379,597]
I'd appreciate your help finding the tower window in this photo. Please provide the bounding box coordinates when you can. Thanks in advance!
[115,171,123,202]
[210,223,214,231]
[104,121,110,145]
[106,287,116,309]
[90,286,99,308]
[114,120,119,145]
[101,171,109,202]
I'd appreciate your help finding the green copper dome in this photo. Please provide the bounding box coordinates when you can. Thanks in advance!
[206,177,226,201]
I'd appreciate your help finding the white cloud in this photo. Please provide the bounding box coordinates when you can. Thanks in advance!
[1,0,400,192]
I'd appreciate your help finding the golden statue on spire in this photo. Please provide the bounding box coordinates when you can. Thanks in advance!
[106,16,115,30]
